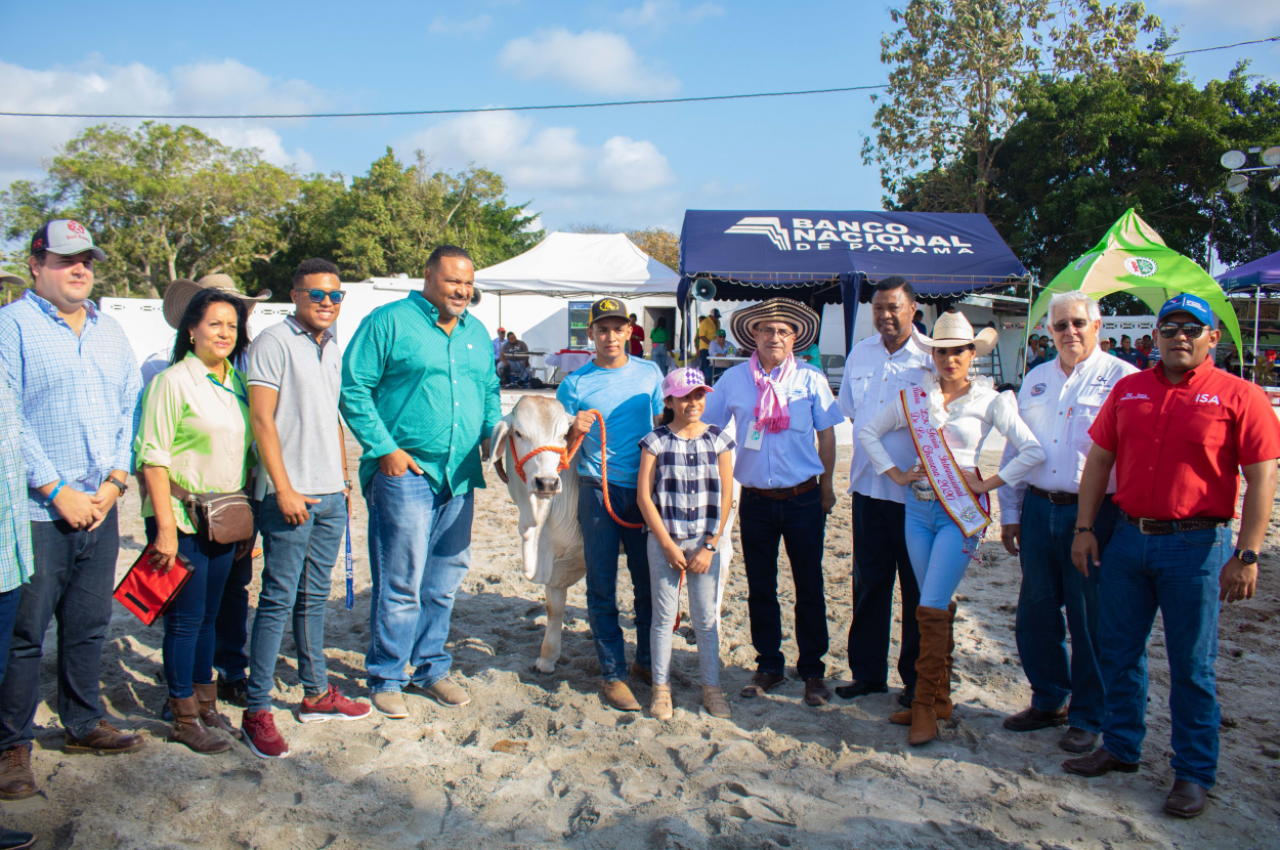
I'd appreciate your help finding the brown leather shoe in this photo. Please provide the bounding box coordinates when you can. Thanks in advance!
[1062,747,1139,777]
[0,746,36,801]
[64,720,146,755]
[194,683,243,739]
[628,662,653,687]
[803,678,830,706]
[1059,727,1099,754]
[169,696,232,755]
[600,680,641,712]
[1164,779,1208,819]
[1003,705,1069,732]
[739,671,786,698]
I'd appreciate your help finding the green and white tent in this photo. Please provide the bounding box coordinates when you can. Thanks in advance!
[1028,209,1243,354]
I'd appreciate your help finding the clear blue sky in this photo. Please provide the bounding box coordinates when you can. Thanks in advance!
[1,0,1276,234]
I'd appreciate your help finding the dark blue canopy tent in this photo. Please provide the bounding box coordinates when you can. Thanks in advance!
[675,210,1029,353]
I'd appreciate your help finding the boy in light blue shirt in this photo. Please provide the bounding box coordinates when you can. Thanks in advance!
[557,298,663,711]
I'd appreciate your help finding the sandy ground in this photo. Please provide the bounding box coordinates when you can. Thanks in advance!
[3,432,1279,849]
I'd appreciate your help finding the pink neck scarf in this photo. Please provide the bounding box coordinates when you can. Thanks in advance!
[749,350,796,433]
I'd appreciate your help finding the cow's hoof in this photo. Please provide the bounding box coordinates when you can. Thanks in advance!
[534,658,556,674]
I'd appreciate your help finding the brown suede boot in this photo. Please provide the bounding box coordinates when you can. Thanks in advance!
[169,696,231,755]
[194,684,242,739]
[891,606,949,746]
[934,601,957,721]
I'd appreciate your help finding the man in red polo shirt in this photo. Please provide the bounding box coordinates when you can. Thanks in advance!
[1066,293,1280,819]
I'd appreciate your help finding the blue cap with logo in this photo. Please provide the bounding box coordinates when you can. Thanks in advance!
[1157,293,1214,327]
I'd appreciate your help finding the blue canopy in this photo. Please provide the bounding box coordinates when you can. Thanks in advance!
[676,210,1028,351]
[1216,249,1280,293]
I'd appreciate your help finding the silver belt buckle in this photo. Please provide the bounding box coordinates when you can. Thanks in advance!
[1138,517,1157,534]
[912,483,935,501]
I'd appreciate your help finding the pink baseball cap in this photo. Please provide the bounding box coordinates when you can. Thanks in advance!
[662,367,713,398]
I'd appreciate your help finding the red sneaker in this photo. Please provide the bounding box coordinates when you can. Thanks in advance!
[241,710,290,759]
[298,685,373,723]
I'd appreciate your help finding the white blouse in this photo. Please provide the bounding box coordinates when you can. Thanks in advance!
[858,374,1046,486]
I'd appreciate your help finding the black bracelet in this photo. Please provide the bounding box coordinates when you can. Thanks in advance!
[106,476,128,495]
[1074,527,1094,535]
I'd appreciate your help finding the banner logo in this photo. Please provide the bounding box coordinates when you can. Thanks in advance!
[725,217,791,251]
[723,216,975,255]
[1123,256,1158,277]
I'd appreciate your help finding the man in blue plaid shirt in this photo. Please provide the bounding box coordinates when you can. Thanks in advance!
[0,221,146,802]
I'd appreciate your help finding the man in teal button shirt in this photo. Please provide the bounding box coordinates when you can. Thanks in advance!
[340,245,500,716]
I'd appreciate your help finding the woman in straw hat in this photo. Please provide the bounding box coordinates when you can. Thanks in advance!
[858,310,1044,745]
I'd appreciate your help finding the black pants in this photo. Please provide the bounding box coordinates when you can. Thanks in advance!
[739,487,829,679]
[848,493,921,688]
[0,510,118,747]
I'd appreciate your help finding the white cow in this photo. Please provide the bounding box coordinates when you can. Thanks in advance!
[490,394,737,675]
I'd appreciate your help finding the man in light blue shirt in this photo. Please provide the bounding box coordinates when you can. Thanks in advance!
[703,298,841,707]
[557,298,664,712]
[0,221,145,803]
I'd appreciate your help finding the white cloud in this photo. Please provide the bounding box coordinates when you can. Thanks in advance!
[404,110,676,197]
[497,29,680,96]
[0,57,319,184]
[429,14,493,35]
[619,1,725,30]
[1159,0,1280,27]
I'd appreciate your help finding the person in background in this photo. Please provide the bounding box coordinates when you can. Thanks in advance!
[858,312,1044,746]
[704,298,841,708]
[650,317,671,374]
[492,326,507,384]
[1026,334,1040,367]
[696,308,721,375]
[1067,293,1280,819]
[1137,334,1153,357]
[628,314,645,358]
[800,340,822,364]
[555,299,665,712]
[1107,337,1118,354]
[636,367,736,721]
[501,331,531,388]
[912,310,927,335]
[1115,334,1147,370]
[341,246,500,717]
[0,221,145,804]
[135,288,255,754]
[1099,338,1112,355]
[240,259,370,760]
[837,277,930,707]
[997,292,1136,754]
[707,330,734,381]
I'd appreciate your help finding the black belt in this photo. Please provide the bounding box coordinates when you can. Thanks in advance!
[1028,485,1078,506]
[1122,512,1230,535]
[744,477,818,501]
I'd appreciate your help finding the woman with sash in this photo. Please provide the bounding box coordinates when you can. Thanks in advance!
[858,312,1044,746]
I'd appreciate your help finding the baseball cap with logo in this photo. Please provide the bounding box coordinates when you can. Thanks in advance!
[30,219,106,261]
[1157,293,1214,327]
[588,297,629,326]
[661,367,714,399]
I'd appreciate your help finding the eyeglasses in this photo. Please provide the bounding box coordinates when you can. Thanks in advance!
[301,289,345,304]
[755,328,795,339]
[1051,318,1091,332]
[1157,321,1206,339]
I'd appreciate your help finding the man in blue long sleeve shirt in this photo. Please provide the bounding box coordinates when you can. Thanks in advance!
[0,221,146,802]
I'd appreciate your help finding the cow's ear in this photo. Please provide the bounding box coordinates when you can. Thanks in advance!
[489,417,511,470]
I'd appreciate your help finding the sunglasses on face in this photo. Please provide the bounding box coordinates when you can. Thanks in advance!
[1157,321,1206,339]
[1051,318,1091,332]
[301,289,345,304]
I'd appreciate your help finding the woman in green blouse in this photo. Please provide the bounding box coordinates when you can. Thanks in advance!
[650,316,671,374]
[135,288,255,754]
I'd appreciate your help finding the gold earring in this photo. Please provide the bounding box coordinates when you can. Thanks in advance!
[190,336,195,344]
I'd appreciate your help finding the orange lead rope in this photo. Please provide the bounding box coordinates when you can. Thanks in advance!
[508,408,681,629]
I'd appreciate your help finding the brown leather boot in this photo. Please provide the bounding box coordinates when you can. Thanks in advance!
[169,696,231,755]
[890,602,957,727]
[892,606,949,746]
[194,683,242,739]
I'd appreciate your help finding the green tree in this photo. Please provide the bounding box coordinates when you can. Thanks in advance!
[865,0,1162,213]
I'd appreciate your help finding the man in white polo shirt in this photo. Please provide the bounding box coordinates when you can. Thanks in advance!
[997,290,1135,753]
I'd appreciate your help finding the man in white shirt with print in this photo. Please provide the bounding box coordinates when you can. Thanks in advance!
[835,277,933,707]
[996,290,1135,753]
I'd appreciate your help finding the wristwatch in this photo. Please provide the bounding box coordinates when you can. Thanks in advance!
[1234,548,1259,565]
[704,540,717,552]
[106,475,128,496]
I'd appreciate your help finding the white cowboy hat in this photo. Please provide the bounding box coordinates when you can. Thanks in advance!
[917,312,998,357]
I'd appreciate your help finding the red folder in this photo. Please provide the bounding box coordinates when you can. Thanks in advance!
[113,544,193,626]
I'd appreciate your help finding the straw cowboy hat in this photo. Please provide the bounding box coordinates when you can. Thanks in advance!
[729,297,820,353]
[917,311,998,356]
[163,273,270,329]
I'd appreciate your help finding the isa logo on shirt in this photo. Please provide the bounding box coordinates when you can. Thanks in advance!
[1030,383,1047,397]
[1195,394,1221,405]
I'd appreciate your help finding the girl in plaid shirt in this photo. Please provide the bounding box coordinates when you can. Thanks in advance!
[637,367,735,720]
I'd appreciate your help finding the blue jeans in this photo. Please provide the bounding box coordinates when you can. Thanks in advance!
[0,510,118,747]
[146,518,237,700]
[578,481,652,681]
[247,492,347,711]
[365,472,473,693]
[903,497,977,610]
[213,516,256,683]
[739,486,829,678]
[1016,493,1119,733]
[1098,521,1231,790]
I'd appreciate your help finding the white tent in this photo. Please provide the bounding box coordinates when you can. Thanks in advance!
[473,231,678,296]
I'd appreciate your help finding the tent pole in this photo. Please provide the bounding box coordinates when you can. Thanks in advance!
[1253,288,1261,379]
[1022,278,1036,382]
[498,293,503,328]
